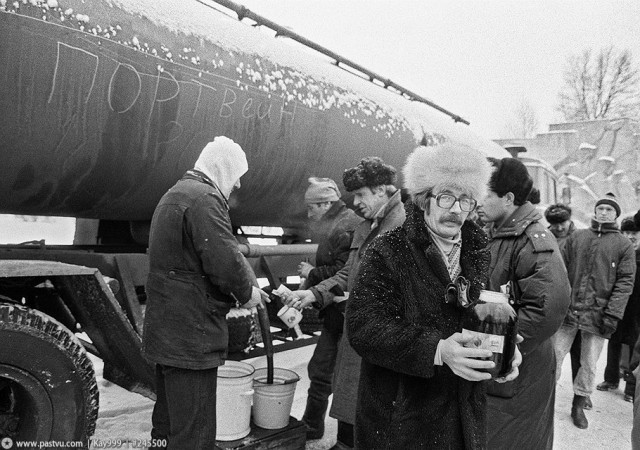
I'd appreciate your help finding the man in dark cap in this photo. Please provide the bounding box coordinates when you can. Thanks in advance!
[545,203,584,393]
[476,157,570,450]
[555,193,636,429]
[596,214,640,402]
[545,203,576,251]
[283,157,405,449]
[295,177,362,440]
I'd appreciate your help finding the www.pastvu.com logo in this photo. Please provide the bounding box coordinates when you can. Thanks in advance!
[1,437,13,449]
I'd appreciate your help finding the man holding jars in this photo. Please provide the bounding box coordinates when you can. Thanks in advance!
[346,144,521,449]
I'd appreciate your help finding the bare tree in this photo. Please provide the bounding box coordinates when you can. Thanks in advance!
[504,99,540,138]
[557,47,640,121]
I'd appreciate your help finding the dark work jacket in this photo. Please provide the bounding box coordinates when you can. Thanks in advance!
[562,219,636,337]
[306,200,362,332]
[142,170,253,370]
[347,201,490,450]
[611,247,640,347]
[485,202,570,450]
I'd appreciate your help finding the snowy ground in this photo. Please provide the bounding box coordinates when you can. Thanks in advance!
[90,342,634,449]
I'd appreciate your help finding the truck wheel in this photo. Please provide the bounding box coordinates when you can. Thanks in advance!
[0,304,99,443]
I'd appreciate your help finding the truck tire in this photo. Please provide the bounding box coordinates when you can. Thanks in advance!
[0,304,99,443]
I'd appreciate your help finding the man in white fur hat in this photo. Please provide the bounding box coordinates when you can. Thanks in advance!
[346,143,521,449]
[143,136,268,449]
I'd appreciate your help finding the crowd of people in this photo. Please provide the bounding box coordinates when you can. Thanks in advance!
[141,136,640,449]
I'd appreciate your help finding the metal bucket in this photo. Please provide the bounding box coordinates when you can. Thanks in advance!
[216,361,255,441]
[252,367,300,429]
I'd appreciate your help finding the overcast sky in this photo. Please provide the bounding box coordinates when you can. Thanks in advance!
[236,0,640,140]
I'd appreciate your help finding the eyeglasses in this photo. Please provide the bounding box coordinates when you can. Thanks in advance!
[430,193,477,212]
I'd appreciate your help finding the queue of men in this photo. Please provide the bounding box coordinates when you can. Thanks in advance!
[143,136,639,449]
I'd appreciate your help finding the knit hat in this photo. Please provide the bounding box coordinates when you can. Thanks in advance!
[621,217,639,232]
[595,192,621,218]
[402,143,491,201]
[545,204,572,224]
[304,177,341,203]
[343,157,397,192]
[194,136,248,198]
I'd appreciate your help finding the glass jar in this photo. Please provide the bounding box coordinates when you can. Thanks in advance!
[461,290,518,378]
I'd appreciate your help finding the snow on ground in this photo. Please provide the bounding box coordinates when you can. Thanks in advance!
[90,342,633,449]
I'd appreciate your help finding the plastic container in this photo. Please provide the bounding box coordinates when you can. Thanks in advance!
[461,290,518,378]
[216,361,255,441]
[252,367,300,429]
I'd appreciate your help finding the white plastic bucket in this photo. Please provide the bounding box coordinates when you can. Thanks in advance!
[252,367,300,429]
[216,360,255,441]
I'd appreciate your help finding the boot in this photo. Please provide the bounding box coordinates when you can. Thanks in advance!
[571,395,589,429]
[584,395,593,410]
[301,397,328,440]
[596,380,619,391]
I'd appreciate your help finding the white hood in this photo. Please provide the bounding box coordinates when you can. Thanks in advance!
[194,136,248,199]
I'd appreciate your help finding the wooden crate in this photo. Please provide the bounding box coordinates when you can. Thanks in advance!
[215,417,306,450]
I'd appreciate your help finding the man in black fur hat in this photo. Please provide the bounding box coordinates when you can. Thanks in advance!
[545,203,576,251]
[477,157,570,449]
[283,156,405,449]
[555,193,635,430]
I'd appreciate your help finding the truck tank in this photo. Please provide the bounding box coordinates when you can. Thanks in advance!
[0,0,509,444]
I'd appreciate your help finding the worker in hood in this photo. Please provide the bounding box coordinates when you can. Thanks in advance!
[143,136,269,449]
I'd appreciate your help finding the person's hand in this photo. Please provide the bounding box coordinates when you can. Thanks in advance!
[495,333,523,383]
[297,261,314,278]
[600,316,618,336]
[281,289,316,310]
[240,286,270,310]
[440,332,494,381]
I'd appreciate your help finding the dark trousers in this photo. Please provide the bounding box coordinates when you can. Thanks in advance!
[604,341,636,396]
[151,364,218,450]
[570,331,582,381]
[303,323,342,428]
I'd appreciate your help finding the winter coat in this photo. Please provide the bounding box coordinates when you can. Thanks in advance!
[306,201,362,332]
[562,219,636,338]
[485,202,571,450]
[611,248,640,347]
[310,189,405,424]
[142,170,254,370]
[347,201,490,449]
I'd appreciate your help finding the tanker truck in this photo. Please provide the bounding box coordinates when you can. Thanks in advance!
[0,0,509,443]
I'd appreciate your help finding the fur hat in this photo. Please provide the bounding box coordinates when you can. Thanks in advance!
[343,157,397,192]
[305,177,341,203]
[595,192,621,218]
[488,158,533,206]
[403,143,491,201]
[621,217,639,232]
[545,204,572,224]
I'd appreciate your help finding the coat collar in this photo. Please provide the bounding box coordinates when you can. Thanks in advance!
[590,218,620,234]
[403,200,489,294]
[184,169,228,209]
[487,201,541,239]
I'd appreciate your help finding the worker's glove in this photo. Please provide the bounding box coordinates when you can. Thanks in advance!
[599,315,618,336]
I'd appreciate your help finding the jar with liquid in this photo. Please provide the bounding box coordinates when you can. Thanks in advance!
[461,290,518,378]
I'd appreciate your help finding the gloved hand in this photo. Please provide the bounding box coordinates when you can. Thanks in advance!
[600,315,618,336]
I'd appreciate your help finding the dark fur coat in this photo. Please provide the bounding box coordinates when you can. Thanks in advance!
[347,201,490,449]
